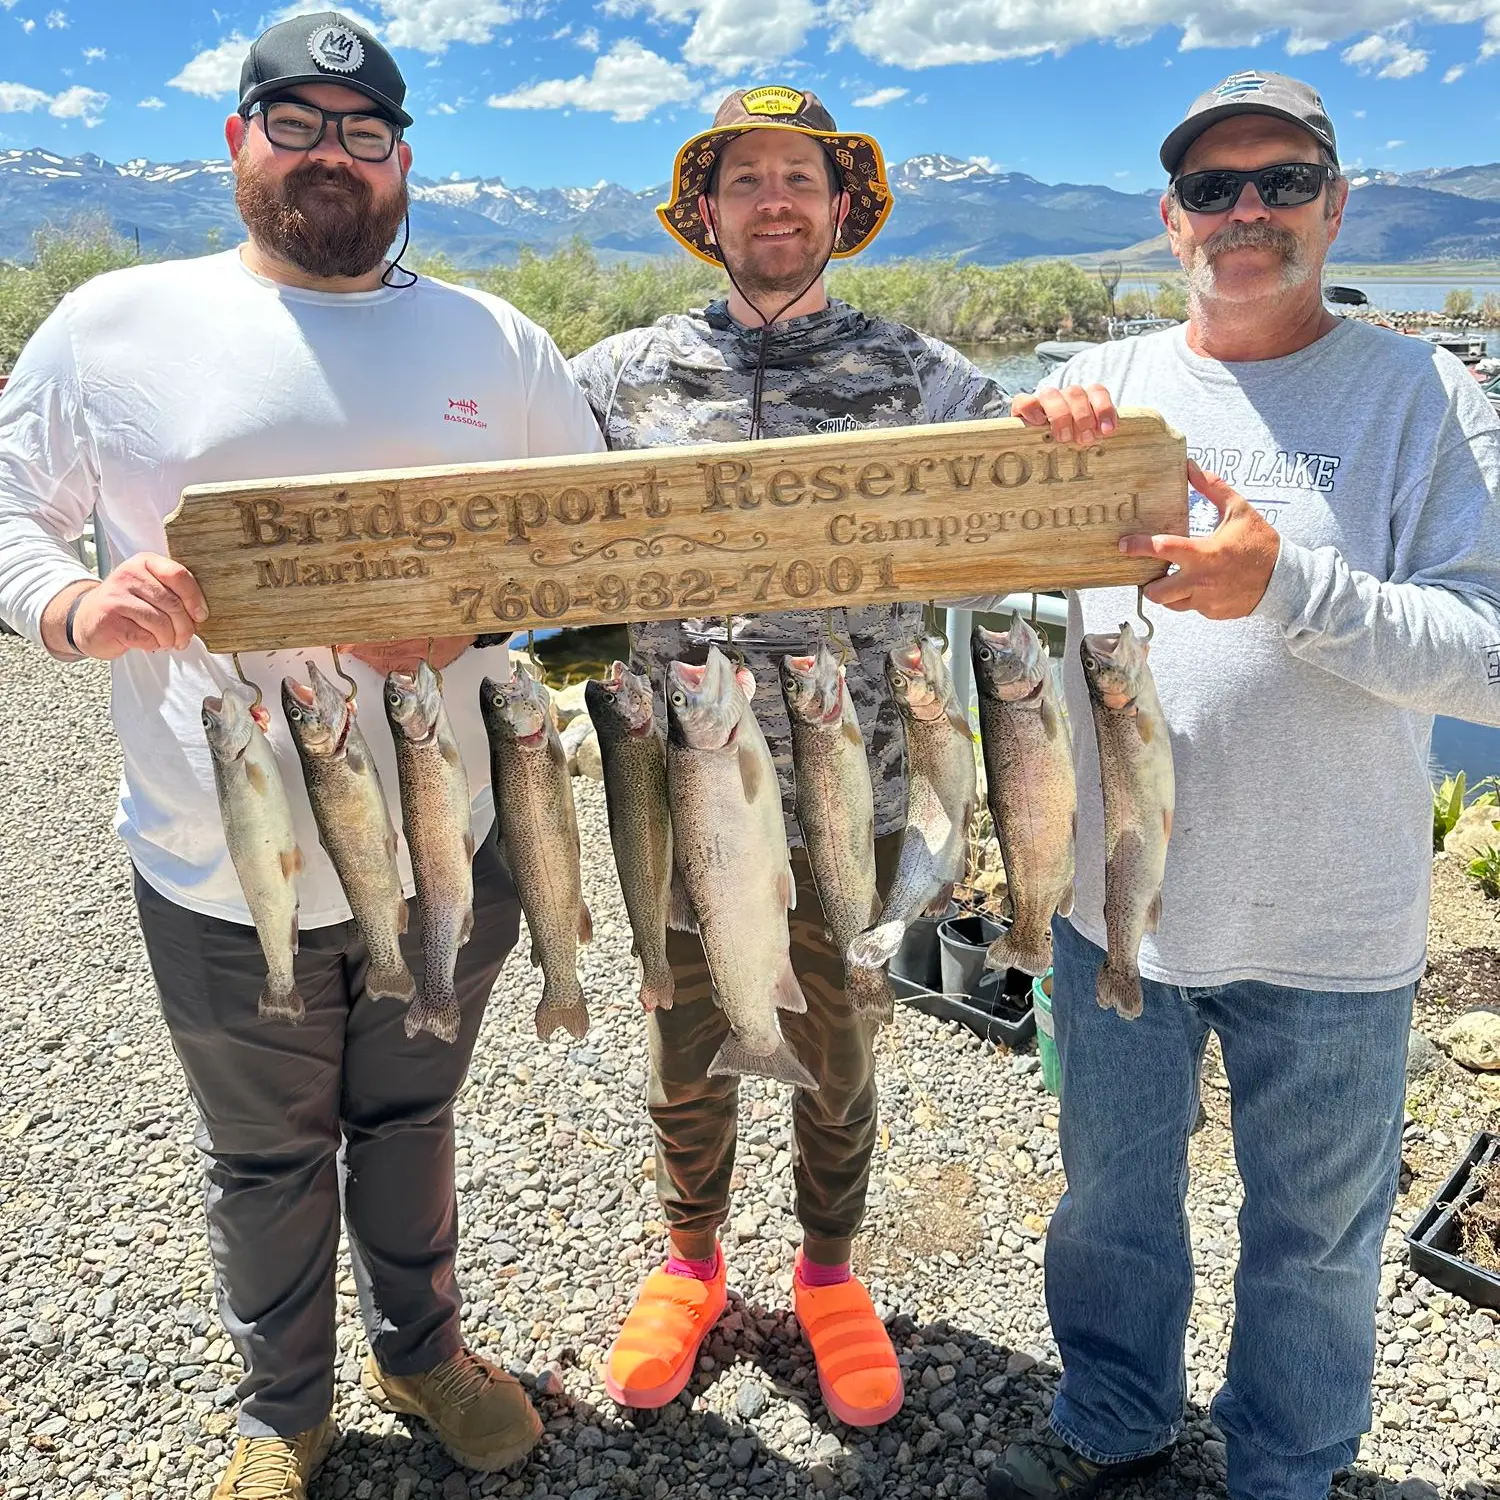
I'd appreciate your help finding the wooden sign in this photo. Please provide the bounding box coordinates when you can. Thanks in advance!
[165,410,1186,652]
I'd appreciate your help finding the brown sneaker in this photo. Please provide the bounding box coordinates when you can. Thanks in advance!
[361,1349,542,1471]
[211,1416,338,1499]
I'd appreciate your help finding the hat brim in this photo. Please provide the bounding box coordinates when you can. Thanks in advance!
[240,75,413,129]
[656,122,892,267]
[1159,102,1334,175]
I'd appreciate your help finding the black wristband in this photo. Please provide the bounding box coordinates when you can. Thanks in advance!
[64,589,90,656]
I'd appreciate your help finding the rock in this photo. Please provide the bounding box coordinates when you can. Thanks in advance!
[573,725,603,781]
[729,1437,755,1468]
[1405,1030,1441,1078]
[735,1382,768,1420]
[552,680,592,726]
[1440,1008,1500,1071]
[1443,802,1500,863]
[1395,1481,1443,1500]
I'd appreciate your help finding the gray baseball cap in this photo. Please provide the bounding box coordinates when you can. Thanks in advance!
[1160,70,1337,175]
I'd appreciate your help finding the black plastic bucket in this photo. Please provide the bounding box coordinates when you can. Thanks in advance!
[889,904,956,991]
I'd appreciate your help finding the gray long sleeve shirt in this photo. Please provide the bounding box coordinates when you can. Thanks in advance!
[1045,318,1500,990]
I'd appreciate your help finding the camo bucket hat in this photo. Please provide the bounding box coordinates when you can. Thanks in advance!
[658,86,892,266]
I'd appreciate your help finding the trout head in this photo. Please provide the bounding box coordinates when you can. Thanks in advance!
[281,662,351,758]
[971,615,1047,705]
[780,644,846,729]
[202,684,258,764]
[887,635,954,724]
[666,646,752,752]
[481,663,552,750]
[585,660,657,742]
[384,659,443,745]
[1081,622,1148,712]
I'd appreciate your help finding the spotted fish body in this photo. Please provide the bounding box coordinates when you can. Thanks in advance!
[385,662,474,1045]
[283,663,414,1003]
[781,646,893,1024]
[849,637,977,971]
[586,662,676,1013]
[666,647,817,1090]
[481,664,593,1041]
[1081,622,1175,1019]
[971,616,1077,978]
[202,684,305,1023]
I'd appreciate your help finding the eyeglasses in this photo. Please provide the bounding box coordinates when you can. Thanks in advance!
[245,99,400,163]
[1173,162,1334,215]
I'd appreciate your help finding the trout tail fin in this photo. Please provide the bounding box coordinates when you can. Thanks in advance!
[404,986,461,1045]
[707,1031,818,1091]
[258,982,306,1025]
[535,981,590,1041]
[366,960,417,1003]
[847,920,905,971]
[983,925,1052,978]
[638,964,675,1013]
[1096,962,1144,1020]
[844,962,895,1025]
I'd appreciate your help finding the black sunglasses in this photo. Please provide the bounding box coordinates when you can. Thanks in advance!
[1173,162,1335,215]
[243,99,401,163]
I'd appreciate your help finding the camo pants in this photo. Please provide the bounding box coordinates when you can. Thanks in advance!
[647,835,900,1265]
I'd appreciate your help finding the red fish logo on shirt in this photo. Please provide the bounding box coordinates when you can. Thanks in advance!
[445,397,487,429]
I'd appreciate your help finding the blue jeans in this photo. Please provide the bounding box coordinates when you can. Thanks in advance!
[1044,918,1413,1500]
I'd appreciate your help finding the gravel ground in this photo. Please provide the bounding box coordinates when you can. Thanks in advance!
[1,636,1498,1500]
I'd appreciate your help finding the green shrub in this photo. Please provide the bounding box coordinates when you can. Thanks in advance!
[1467,845,1500,900]
[1444,287,1476,320]
[1434,771,1468,850]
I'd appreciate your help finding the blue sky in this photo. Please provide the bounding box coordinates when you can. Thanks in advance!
[2,1,1499,190]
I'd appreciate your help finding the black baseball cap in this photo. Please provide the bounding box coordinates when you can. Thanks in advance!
[1160,70,1337,176]
[239,11,412,128]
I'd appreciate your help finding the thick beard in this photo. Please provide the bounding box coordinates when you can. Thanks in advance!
[719,211,837,317]
[1185,218,1314,304]
[236,151,408,280]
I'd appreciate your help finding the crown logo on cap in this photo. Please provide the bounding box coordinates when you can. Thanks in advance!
[308,23,364,74]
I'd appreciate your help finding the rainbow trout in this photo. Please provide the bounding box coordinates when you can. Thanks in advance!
[972,616,1076,977]
[666,647,816,1090]
[849,638,976,971]
[283,663,414,1003]
[202,684,305,1022]
[780,646,893,1023]
[1081,621,1175,1019]
[385,662,474,1045]
[481,663,593,1041]
[586,661,679,1013]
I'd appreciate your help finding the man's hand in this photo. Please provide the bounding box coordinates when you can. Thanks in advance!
[67,554,208,658]
[344,636,476,677]
[1011,384,1118,446]
[1121,461,1281,620]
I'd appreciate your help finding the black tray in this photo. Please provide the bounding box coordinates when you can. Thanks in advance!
[1404,1130,1500,1310]
[892,967,1037,1047]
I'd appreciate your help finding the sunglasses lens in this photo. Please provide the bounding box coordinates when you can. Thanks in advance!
[1257,163,1325,206]
[1177,171,1239,213]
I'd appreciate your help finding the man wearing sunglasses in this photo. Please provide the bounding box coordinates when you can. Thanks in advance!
[991,72,1500,1500]
[0,11,602,1498]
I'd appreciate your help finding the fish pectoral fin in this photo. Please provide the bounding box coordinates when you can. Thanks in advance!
[668,873,699,933]
[463,831,476,862]
[1041,695,1060,739]
[1057,880,1075,918]
[921,881,955,918]
[459,907,473,946]
[1163,806,1174,840]
[289,913,300,955]
[778,866,796,912]
[396,897,409,935]
[1136,711,1154,743]
[842,720,863,747]
[441,739,463,769]
[279,848,302,880]
[1145,888,1163,934]
[246,761,268,795]
[772,954,808,1014]
[947,708,974,741]
[578,901,593,943]
[737,739,763,803]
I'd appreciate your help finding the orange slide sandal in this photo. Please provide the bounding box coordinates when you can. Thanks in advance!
[605,1249,729,1409]
[793,1253,905,1427]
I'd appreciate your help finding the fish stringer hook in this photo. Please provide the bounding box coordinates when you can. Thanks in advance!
[724,613,745,670]
[1134,585,1156,643]
[329,644,357,713]
[824,609,852,666]
[230,651,263,712]
[424,636,444,693]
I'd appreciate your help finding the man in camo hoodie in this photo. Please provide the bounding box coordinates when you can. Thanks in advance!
[571,84,1107,1428]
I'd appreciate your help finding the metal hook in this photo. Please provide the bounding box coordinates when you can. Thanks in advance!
[824,609,852,666]
[724,613,745,669]
[424,636,444,694]
[329,644,357,712]
[1135,585,1156,643]
[1026,591,1050,652]
[230,651,263,711]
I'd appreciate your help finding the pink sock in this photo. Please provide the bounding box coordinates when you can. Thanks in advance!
[665,1250,720,1281]
[798,1256,851,1288]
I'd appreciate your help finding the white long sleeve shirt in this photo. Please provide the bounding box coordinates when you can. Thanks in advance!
[0,249,603,927]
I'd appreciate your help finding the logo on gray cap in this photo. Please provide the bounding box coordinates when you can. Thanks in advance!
[308,23,364,74]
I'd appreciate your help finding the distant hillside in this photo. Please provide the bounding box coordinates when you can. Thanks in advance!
[5,147,1500,267]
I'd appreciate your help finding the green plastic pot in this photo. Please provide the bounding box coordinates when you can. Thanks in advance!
[1033,969,1060,1098]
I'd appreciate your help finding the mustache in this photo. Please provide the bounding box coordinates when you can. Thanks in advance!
[1202,220,1300,261]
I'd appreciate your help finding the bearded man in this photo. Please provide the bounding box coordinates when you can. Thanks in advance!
[988,71,1500,1500]
[0,13,602,1497]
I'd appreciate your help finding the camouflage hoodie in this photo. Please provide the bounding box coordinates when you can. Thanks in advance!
[571,297,1008,843]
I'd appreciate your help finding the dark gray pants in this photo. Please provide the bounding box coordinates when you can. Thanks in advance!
[134,834,520,1439]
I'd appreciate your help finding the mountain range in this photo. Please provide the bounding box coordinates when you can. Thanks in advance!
[5,147,1500,267]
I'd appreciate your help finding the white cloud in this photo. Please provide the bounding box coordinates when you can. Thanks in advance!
[1385,138,1405,147]
[1444,62,1466,81]
[168,34,251,98]
[44,7,63,25]
[1352,107,1366,117]
[0,1,18,9]
[81,45,104,62]
[47,83,107,124]
[967,154,1000,172]
[487,38,696,121]
[137,95,165,108]
[852,85,906,106]
[429,99,458,112]
[1114,169,1131,177]
[606,0,816,74]
[1340,32,1429,78]
[0,80,50,111]
[19,17,35,30]
[379,0,514,52]
[828,1,1491,73]
[578,25,601,50]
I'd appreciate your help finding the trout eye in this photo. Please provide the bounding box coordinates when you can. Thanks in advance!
[977,646,992,663]
[386,689,402,709]
[670,690,686,708]
[201,711,213,729]
[1081,652,1097,672]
